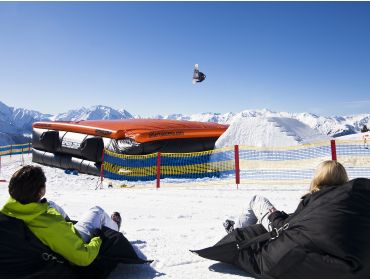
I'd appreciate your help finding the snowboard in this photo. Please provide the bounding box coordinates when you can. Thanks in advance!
[192,64,199,84]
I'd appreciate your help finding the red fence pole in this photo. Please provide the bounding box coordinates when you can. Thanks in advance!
[100,149,105,185]
[156,152,161,189]
[331,140,337,161]
[234,145,240,187]
[0,155,5,182]
[21,146,24,166]
[0,155,2,181]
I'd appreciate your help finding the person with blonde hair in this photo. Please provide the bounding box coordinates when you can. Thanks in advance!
[309,160,349,193]
[223,160,349,233]
[196,160,370,278]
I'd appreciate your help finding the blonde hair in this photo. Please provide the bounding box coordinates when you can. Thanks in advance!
[309,160,349,193]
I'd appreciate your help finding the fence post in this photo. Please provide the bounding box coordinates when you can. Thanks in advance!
[95,149,105,190]
[100,149,105,184]
[156,152,161,189]
[331,140,337,161]
[234,145,240,188]
[0,155,5,182]
[21,146,24,166]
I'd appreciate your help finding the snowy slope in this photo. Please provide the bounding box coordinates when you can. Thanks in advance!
[0,155,307,279]
[215,116,330,148]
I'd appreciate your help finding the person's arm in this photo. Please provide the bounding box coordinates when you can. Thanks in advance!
[268,195,308,229]
[30,209,102,266]
[47,200,70,220]
[268,210,290,229]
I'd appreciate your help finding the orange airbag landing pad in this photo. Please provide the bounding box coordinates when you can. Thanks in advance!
[32,119,228,143]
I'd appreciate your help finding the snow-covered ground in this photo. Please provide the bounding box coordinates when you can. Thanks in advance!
[0,155,307,279]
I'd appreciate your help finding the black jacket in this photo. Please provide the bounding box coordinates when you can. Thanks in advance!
[193,178,370,278]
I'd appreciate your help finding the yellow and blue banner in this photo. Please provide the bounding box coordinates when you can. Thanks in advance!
[0,143,31,157]
[103,140,370,183]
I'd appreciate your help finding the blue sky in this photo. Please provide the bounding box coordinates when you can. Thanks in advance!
[0,2,370,117]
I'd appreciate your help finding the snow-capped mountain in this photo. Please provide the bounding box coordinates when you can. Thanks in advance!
[154,108,369,137]
[153,112,235,124]
[0,101,52,145]
[12,108,52,133]
[0,101,369,146]
[52,105,133,121]
[217,109,369,137]
[0,101,16,134]
[286,112,363,137]
[0,103,135,145]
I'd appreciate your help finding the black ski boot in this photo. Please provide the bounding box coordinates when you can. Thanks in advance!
[223,219,235,233]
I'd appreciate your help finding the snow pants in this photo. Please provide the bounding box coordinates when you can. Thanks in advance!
[236,195,276,231]
[74,206,119,242]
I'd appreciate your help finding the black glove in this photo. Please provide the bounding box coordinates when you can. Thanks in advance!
[268,210,290,224]
[91,228,103,238]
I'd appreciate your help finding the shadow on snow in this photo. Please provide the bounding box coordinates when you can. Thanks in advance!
[108,240,165,278]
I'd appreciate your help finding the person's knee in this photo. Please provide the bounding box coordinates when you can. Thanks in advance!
[90,205,104,213]
[249,195,259,209]
[249,195,269,211]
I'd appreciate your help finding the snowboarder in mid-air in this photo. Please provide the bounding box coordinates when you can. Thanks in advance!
[192,64,206,84]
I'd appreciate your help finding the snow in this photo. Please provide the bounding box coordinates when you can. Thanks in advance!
[0,101,366,278]
[1,117,366,277]
[216,116,330,148]
[0,155,307,279]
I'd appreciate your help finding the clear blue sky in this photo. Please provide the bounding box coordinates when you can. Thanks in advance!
[0,2,370,117]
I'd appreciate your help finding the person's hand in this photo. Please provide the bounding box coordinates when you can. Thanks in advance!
[91,228,103,238]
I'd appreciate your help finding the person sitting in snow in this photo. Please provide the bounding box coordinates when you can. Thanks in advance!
[0,165,122,266]
[194,160,370,278]
[223,160,349,233]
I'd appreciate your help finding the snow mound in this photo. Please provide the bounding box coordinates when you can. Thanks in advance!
[215,116,330,148]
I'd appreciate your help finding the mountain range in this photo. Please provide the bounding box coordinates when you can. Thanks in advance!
[0,100,369,146]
